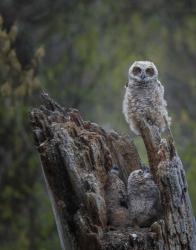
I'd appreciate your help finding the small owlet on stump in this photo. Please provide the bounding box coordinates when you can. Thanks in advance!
[123,61,171,135]
[105,166,129,228]
[127,168,162,227]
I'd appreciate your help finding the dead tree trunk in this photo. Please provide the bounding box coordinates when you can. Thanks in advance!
[30,93,196,250]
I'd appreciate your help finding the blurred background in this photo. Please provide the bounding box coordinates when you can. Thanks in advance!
[0,1,195,249]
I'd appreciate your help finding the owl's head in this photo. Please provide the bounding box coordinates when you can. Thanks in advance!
[128,61,158,85]
[128,168,151,185]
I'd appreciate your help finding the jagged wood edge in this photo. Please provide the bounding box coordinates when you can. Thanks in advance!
[30,93,196,250]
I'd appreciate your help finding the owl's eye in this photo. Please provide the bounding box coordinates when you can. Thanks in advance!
[132,66,141,76]
[146,67,155,77]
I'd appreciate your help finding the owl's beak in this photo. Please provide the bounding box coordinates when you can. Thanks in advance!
[140,72,147,84]
[141,72,146,80]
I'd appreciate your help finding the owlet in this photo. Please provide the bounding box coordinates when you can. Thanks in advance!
[127,168,162,227]
[123,61,171,135]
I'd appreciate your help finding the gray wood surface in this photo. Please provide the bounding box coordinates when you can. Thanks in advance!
[30,93,196,250]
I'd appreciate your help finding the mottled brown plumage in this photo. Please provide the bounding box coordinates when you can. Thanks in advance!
[105,167,129,228]
[127,168,162,227]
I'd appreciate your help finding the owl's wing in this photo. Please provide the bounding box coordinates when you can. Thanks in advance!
[157,80,167,107]
[157,80,164,95]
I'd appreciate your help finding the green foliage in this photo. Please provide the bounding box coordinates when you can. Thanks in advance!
[0,16,60,250]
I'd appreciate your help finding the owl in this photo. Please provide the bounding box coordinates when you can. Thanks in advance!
[123,61,171,135]
[127,168,162,227]
[105,166,129,228]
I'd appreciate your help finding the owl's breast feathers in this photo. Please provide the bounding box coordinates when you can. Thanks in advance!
[125,82,162,114]
[123,79,171,134]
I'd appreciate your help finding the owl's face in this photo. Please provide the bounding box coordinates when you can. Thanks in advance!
[128,61,158,85]
[128,169,151,185]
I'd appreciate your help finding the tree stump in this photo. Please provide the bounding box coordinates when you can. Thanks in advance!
[30,93,196,250]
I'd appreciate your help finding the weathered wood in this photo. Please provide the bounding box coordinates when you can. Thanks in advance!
[137,119,196,250]
[30,93,196,250]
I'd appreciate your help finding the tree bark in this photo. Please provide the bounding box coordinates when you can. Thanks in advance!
[30,93,196,250]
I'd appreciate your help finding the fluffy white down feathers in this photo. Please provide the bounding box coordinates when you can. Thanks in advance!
[123,61,171,135]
